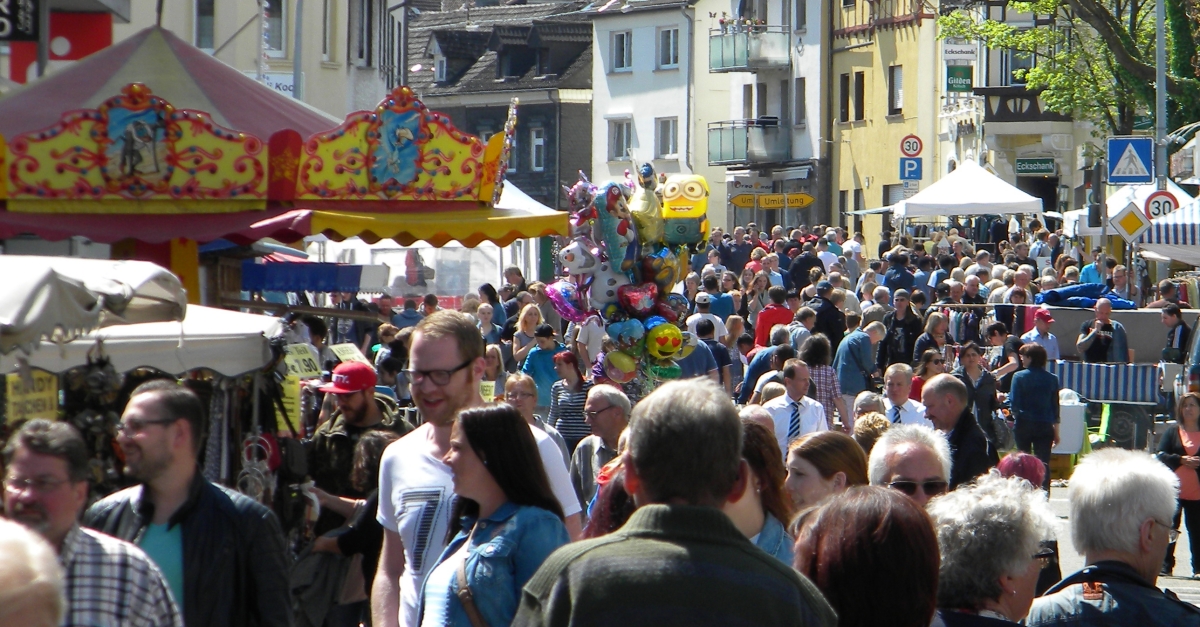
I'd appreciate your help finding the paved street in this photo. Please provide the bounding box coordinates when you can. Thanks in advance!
[1048,486,1200,607]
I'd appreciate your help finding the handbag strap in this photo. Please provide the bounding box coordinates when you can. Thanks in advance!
[454,526,490,627]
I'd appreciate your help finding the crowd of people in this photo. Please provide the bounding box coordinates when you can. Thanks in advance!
[3,219,1200,627]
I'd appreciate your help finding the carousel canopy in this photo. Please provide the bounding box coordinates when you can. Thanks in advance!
[0,256,187,354]
[894,161,1044,219]
[0,305,280,376]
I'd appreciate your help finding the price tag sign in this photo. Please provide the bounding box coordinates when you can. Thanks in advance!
[279,375,302,436]
[480,381,496,402]
[6,370,58,423]
[330,343,372,365]
[284,344,323,379]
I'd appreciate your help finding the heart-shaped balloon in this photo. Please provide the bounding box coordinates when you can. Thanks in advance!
[545,280,589,323]
[653,301,679,322]
[618,283,658,316]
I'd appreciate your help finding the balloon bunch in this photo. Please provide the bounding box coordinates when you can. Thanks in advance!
[547,164,711,389]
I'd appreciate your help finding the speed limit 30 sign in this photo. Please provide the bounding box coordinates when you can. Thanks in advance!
[1144,190,1179,220]
[900,135,923,158]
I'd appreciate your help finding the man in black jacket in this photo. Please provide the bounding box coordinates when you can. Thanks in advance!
[788,242,824,290]
[806,280,847,355]
[921,374,997,489]
[85,380,293,627]
[876,290,923,371]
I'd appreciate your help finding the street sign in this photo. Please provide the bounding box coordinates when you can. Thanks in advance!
[903,180,919,198]
[1110,201,1152,242]
[901,135,923,157]
[946,66,973,92]
[729,193,756,208]
[0,0,39,42]
[1015,158,1056,176]
[900,157,923,180]
[1144,189,1179,220]
[757,194,786,209]
[942,41,977,62]
[785,192,815,208]
[1107,136,1155,184]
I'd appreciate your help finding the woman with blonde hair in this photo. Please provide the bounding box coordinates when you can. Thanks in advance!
[745,270,772,326]
[482,344,508,401]
[912,311,951,363]
[785,430,869,510]
[723,315,748,388]
[513,303,543,366]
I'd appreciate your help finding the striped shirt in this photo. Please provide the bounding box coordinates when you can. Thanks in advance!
[61,525,183,627]
[809,364,842,428]
[549,379,592,443]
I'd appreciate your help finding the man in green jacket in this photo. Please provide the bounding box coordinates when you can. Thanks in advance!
[512,379,837,627]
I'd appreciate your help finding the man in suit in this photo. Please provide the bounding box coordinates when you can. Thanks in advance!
[921,374,997,489]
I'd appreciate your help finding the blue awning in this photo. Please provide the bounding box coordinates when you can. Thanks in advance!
[241,260,390,293]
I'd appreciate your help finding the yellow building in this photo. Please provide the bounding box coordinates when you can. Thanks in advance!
[829,0,940,248]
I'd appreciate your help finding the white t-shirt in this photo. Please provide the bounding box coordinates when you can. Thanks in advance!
[817,251,838,271]
[531,425,584,519]
[843,239,863,257]
[574,316,606,366]
[686,312,729,341]
[376,424,456,627]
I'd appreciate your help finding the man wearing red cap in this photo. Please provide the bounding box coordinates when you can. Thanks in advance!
[307,361,410,535]
[1020,308,1061,361]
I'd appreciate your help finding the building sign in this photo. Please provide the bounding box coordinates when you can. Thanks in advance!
[6,370,58,423]
[1015,158,1057,176]
[946,66,973,93]
[727,174,771,193]
[0,0,38,42]
[942,41,976,62]
[242,71,296,96]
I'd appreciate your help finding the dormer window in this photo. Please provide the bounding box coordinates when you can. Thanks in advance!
[435,57,447,82]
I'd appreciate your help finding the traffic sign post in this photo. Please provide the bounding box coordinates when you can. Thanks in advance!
[1144,189,1178,220]
[900,158,922,181]
[901,135,923,157]
[1106,136,1155,184]
[729,193,756,209]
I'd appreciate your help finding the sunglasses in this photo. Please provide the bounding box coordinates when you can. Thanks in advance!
[932,359,945,365]
[888,480,948,497]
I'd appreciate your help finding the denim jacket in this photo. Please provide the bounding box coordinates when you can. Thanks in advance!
[1008,367,1061,426]
[1026,560,1200,626]
[753,513,795,566]
[418,502,569,627]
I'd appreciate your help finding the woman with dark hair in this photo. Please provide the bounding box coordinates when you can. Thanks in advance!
[419,404,569,627]
[955,342,1001,450]
[1008,343,1060,491]
[800,334,848,429]
[784,430,868,510]
[477,283,502,309]
[794,486,940,627]
[910,348,946,401]
[549,351,592,453]
[722,420,796,564]
[1156,391,1200,578]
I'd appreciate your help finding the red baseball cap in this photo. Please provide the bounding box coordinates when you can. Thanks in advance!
[319,361,377,394]
[1033,308,1055,324]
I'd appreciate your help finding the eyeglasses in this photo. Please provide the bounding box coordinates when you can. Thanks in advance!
[504,391,536,401]
[932,359,945,365]
[4,475,71,494]
[402,358,473,386]
[115,417,180,436]
[1032,547,1056,569]
[584,405,615,420]
[888,480,948,497]
[1153,519,1181,543]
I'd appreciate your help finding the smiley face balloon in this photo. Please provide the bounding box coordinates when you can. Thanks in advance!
[645,321,683,360]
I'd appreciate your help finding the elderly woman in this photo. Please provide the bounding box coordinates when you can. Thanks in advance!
[723,420,796,564]
[1008,344,1060,491]
[927,473,1057,625]
[785,430,869,510]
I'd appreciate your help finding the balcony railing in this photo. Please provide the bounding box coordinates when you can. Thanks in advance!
[708,119,791,166]
[709,25,791,72]
[973,86,1072,124]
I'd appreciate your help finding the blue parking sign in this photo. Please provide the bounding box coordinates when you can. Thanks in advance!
[900,158,922,181]
[1106,137,1154,184]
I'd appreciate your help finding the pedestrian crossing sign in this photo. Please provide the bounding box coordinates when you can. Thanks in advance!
[1106,136,1154,184]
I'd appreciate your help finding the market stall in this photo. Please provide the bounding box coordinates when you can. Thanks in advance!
[892,160,1044,219]
[1135,196,1200,266]
[1064,181,1195,238]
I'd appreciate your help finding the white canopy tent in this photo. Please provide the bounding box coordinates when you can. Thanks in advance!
[1064,180,1195,238]
[1135,196,1200,266]
[0,306,282,376]
[0,256,187,354]
[893,160,1044,219]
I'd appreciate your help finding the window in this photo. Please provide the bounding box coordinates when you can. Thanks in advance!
[842,0,854,7]
[838,74,850,122]
[743,84,754,119]
[756,82,767,117]
[434,57,447,82]
[355,0,374,66]
[655,117,678,158]
[853,189,865,214]
[884,184,905,205]
[510,133,519,172]
[853,71,865,121]
[265,0,285,57]
[794,77,806,125]
[779,80,790,126]
[1003,48,1034,85]
[794,0,806,29]
[195,0,214,50]
[322,0,333,61]
[838,190,848,216]
[530,127,546,172]
[612,31,633,71]
[609,119,632,161]
[657,28,679,68]
[888,65,903,115]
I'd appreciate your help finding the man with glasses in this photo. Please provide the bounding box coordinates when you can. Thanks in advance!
[506,373,570,465]
[5,419,181,627]
[921,374,997,490]
[1027,448,1200,625]
[85,380,291,627]
[867,424,951,508]
[570,384,631,509]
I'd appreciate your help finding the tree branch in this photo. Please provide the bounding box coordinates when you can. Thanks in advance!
[1064,0,1189,94]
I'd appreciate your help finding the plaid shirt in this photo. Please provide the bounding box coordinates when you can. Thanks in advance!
[60,525,183,627]
[809,364,842,428]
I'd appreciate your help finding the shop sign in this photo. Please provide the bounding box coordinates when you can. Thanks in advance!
[285,343,323,379]
[0,0,39,42]
[943,41,976,62]
[946,66,973,93]
[1015,158,1057,176]
[241,71,296,96]
[330,343,372,365]
[6,370,57,423]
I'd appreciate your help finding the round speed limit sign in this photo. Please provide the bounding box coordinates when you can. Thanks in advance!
[1144,190,1179,220]
[900,135,923,157]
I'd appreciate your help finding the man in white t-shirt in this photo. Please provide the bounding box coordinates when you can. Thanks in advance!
[686,293,728,342]
[373,311,581,627]
[816,238,837,272]
[881,363,932,427]
[572,314,606,369]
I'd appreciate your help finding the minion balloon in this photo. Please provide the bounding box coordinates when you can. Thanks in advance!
[660,174,710,253]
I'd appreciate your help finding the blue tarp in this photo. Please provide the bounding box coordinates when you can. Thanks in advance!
[1034,283,1137,310]
[242,260,367,293]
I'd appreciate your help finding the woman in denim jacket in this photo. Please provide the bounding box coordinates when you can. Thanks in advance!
[723,420,796,565]
[419,404,569,627]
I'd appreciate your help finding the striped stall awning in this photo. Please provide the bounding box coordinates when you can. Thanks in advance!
[1046,361,1162,405]
[1137,197,1200,246]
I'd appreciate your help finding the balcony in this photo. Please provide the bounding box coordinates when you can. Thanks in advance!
[973,86,1072,124]
[708,119,791,166]
[709,26,791,72]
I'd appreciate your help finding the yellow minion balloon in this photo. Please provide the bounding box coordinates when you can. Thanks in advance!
[660,174,710,253]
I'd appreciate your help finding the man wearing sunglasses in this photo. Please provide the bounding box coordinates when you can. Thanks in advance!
[921,374,997,490]
[868,424,951,507]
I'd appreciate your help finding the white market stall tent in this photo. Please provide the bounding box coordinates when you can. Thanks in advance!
[893,160,1044,219]
[1064,180,1195,238]
[0,306,282,377]
[1136,197,1200,266]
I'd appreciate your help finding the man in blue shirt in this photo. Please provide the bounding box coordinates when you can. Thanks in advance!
[702,274,735,322]
[833,322,886,422]
[1079,247,1105,284]
[912,256,934,301]
[676,333,719,384]
[882,253,915,295]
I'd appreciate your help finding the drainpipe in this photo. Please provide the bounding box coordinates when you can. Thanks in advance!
[550,88,562,208]
[681,5,695,172]
[292,0,304,99]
